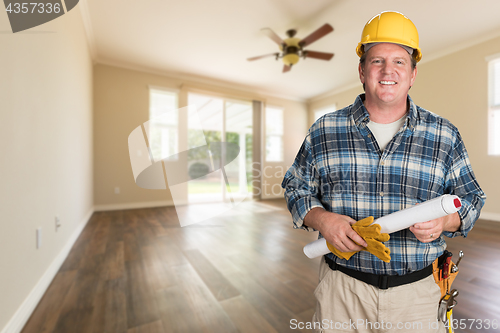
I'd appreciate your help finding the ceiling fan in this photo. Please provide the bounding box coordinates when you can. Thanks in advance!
[247,23,334,73]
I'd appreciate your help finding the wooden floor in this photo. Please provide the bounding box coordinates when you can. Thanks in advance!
[21,199,500,333]
[445,218,500,333]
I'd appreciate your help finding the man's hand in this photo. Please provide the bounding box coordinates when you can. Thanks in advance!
[304,208,367,252]
[409,212,461,243]
[329,217,391,262]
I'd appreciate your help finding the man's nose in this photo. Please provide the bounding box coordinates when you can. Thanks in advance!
[381,62,394,74]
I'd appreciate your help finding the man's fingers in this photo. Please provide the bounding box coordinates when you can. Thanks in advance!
[329,240,351,252]
[409,226,424,241]
[341,242,364,252]
[410,226,440,243]
[413,220,437,230]
[329,233,365,252]
[347,229,368,248]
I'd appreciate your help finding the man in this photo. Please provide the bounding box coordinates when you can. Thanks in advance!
[282,11,486,332]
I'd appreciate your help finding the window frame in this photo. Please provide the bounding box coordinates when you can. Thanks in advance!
[487,55,500,156]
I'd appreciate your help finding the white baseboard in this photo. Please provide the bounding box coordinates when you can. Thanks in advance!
[94,200,175,212]
[1,208,94,333]
[479,211,500,222]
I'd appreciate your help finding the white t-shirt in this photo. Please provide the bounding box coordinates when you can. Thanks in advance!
[367,115,406,151]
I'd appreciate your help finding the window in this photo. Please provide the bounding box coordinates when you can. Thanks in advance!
[314,104,336,121]
[148,88,179,161]
[489,57,500,155]
[265,106,284,162]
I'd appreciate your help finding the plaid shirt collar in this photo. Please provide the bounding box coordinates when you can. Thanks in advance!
[351,94,418,132]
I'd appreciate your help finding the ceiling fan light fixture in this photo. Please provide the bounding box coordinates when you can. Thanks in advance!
[282,53,300,66]
[248,23,334,72]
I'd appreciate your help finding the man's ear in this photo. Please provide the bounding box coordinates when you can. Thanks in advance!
[410,66,418,88]
[358,63,365,84]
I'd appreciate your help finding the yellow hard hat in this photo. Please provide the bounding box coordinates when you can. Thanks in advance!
[356,11,422,62]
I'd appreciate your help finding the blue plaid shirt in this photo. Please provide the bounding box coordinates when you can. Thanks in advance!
[282,94,486,275]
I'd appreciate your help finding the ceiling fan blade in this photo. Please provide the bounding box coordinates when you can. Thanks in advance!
[299,24,333,48]
[247,53,279,61]
[283,64,291,73]
[261,28,285,46]
[304,50,334,61]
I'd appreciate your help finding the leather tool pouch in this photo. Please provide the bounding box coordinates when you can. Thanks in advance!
[432,256,459,298]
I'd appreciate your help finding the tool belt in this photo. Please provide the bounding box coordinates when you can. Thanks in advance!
[433,250,461,332]
[324,255,433,289]
[433,250,459,298]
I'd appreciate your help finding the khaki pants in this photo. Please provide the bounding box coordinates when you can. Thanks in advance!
[312,260,446,333]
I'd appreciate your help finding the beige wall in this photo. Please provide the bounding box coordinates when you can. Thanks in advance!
[308,36,500,217]
[309,85,364,127]
[93,64,308,207]
[93,64,175,209]
[0,7,93,333]
[411,36,500,217]
[262,98,308,199]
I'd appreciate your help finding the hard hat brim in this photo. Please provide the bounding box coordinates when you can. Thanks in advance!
[356,42,422,63]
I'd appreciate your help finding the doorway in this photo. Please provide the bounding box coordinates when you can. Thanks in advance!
[187,93,253,204]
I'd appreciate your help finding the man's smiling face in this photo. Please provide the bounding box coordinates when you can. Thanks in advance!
[359,43,417,109]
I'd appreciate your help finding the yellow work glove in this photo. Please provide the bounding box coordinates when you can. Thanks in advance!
[326,216,391,263]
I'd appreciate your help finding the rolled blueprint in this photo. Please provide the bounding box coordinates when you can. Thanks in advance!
[303,194,462,259]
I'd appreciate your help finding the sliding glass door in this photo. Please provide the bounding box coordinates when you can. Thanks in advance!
[225,101,253,199]
[187,93,252,204]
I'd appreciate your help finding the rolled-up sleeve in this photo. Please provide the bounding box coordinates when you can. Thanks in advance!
[442,134,486,238]
[281,133,324,231]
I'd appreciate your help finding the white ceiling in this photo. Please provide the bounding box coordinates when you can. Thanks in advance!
[84,0,500,101]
